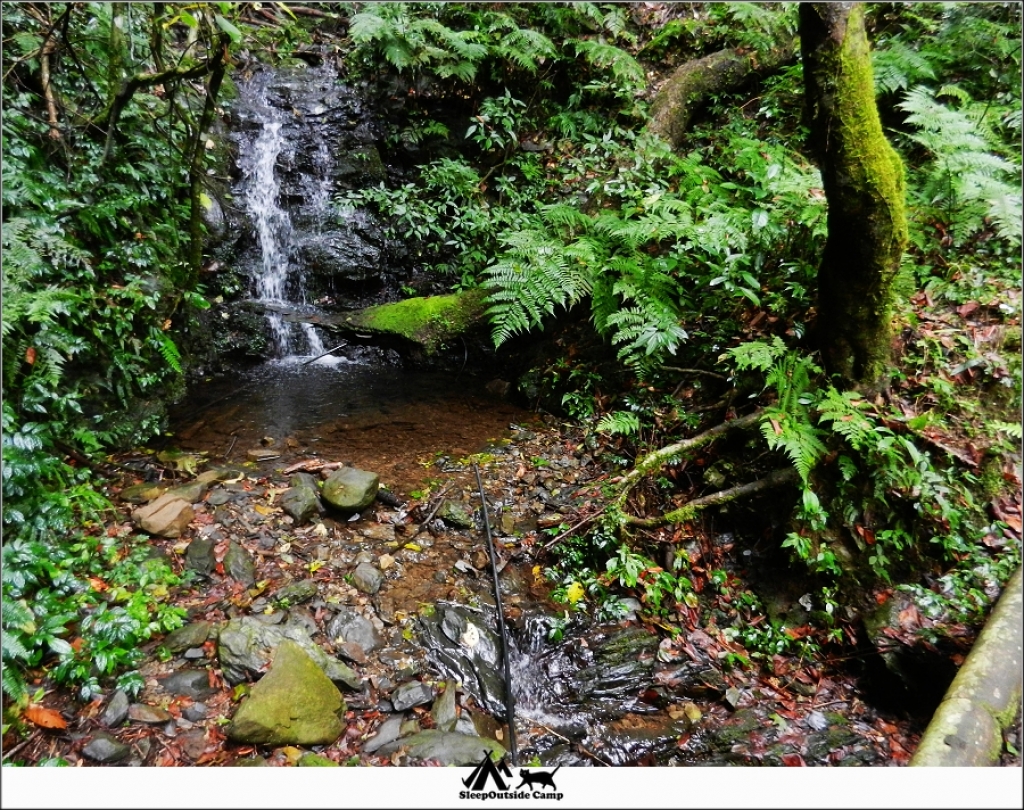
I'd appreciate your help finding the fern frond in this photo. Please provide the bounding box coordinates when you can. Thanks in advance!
[596,410,641,437]
[571,39,645,92]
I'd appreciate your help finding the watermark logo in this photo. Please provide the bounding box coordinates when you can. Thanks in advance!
[460,752,564,801]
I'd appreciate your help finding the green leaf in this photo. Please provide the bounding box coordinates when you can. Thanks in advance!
[214,14,242,44]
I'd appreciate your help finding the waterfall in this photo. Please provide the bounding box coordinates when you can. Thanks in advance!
[238,77,328,361]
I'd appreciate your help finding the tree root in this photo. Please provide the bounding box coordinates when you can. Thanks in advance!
[622,467,800,528]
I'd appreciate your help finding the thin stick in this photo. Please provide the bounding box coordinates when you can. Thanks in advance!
[409,481,455,538]
[541,506,607,551]
[474,463,518,767]
[302,343,347,366]
[536,723,612,767]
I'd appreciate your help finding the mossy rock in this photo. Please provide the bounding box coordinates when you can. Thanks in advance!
[340,289,487,355]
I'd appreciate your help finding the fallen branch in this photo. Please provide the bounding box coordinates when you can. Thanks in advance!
[623,467,800,528]
[409,481,455,538]
[614,409,763,513]
[541,506,608,551]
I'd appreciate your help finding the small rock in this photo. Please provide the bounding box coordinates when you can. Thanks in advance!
[378,553,396,570]
[806,710,829,731]
[183,702,208,722]
[274,579,319,606]
[335,641,368,665]
[133,493,194,538]
[207,489,233,506]
[180,729,208,760]
[164,480,211,504]
[327,607,383,656]
[102,690,130,727]
[128,704,173,724]
[163,621,212,653]
[350,562,383,595]
[359,523,396,543]
[281,474,322,525]
[183,648,207,660]
[391,681,435,711]
[224,541,256,587]
[119,482,168,504]
[82,731,131,763]
[363,715,404,754]
[158,669,218,700]
[246,448,280,462]
[438,500,474,529]
[431,681,458,732]
[185,536,216,575]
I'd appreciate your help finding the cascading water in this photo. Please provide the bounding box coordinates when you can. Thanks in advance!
[236,69,333,362]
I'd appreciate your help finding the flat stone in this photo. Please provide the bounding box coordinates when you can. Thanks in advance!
[163,621,212,654]
[281,477,322,525]
[183,702,208,722]
[82,731,131,763]
[438,500,474,529]
[102,690,130,727]
[431,681,458,732]
[207,489,233,506]
[399,730,505,766]
[246,448,281,462]
[158,669,218,700]
[391,681,436,711]
[128,704,173,724]
[335,641,368,665]
[119,482,168,504]
[274,579,319,606]
[164,480,211,504]
[180,729,208,760]
[350,562,383,595]
[133,493,194,538]
[362,715,404,754]
[359,523,396,543]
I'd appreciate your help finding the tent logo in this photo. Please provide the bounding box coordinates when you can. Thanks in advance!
[459,752,564,801]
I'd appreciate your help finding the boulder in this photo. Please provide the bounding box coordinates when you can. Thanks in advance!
[133,493,194,538]
[218,616,362,690]
[322,467,379,512]
[398,730,506,766]
[226,640,346,746]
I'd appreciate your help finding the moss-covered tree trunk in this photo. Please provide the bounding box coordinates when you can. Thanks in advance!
[800,3,908,391]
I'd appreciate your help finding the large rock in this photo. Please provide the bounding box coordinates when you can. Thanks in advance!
[218,616,362,690]
[133,493,194,538]
[226,640,346,746]
[321,467,379,512]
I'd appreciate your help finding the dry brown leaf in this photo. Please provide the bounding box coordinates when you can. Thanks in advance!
[24,705,67,730]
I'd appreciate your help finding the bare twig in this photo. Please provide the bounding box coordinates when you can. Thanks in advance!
[536,723,612,767]
[541,506,607,551]
[409,482,455,538]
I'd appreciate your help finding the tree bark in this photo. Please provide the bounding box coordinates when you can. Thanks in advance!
[648,40,797,149]
[800,3,908,391]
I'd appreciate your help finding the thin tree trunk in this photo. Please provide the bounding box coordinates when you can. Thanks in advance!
[800,3,909,391]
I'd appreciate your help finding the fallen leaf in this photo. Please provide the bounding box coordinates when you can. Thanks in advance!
[25,347,36,365]
[781,752,806,767]
[24,705,67,730]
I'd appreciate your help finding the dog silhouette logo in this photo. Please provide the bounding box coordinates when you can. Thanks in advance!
[462,751,513,791]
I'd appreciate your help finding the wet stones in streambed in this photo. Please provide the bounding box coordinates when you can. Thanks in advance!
[280,473,323,525]
[101,690,130,727]
[417,604,508,717]
[327,606,383,660]
[158,669,219,701]
[218,616,363,690]
[226,640,346,747]
[224,540,257,587]
[162,621,213,654]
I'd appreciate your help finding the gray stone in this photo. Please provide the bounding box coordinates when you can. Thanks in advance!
[322,467,379,512]
[391,681,435,711]
[184,647,206,660]
[133,493,194,538]
[164,480,211,504]
[226,640,346,746]
[431,681,458,732]
[274,579,319,606]
[207,489,233,506]
[185,536,216,575]
[183,702,208,722]
[438,500,474,529]
[158,669,218,700]
[82,731,131,763]
[362,715,404,754]
[336,641,367,665]
[327,607,383,656]
[350,562,383,595]
[281,477,321,525]
[102,690,130,727]
[224,540,256,587]
[163,621,212,653]
[128,704,173,724]
[399,730,505,766]
[217,616,363,690]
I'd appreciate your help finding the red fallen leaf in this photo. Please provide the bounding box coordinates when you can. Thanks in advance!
[768,417,783,436]
[854,524,876,545]
[87,576,109,592]
[25,346,36,365]
[957,301,979,318]
[781,753,806,767]
[70,637,85,653]
[24,705,67,729]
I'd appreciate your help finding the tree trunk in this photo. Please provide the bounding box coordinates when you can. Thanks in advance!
[648,40,796,149]
[800,3,908,391]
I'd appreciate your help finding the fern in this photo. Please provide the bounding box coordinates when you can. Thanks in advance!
[595,410,641,437]
[872,38,936,95]
[571,38,645,95]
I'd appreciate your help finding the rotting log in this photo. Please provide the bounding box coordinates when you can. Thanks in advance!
[648,40,797,150]
[910,566,1022,766]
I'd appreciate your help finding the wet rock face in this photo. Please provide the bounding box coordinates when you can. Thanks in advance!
[227,62,388,301]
